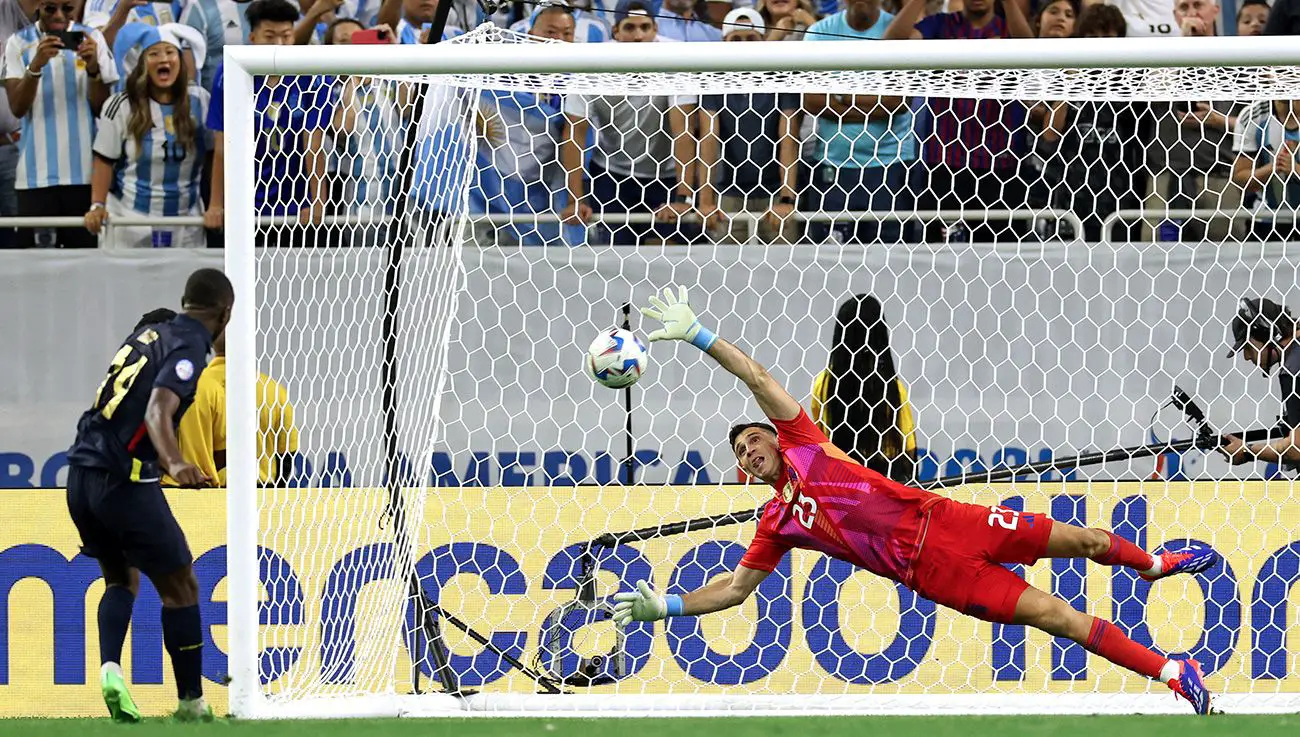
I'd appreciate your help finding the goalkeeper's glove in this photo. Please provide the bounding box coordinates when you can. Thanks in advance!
[638,286,717,352]
[612,580,683,627]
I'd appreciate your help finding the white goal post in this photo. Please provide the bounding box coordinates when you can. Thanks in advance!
[224,35,1300,719]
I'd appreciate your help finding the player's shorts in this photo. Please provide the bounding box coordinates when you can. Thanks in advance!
[909,498,1054,624]
[66,464,193,578]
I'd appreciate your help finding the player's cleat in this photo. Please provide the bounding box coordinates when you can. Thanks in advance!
[1167,658,1213,715]
[100,666,142,723]
[172,699,215,723]
[1141,543,1219,582]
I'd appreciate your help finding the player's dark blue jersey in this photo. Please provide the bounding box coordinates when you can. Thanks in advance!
[66,314,212,481]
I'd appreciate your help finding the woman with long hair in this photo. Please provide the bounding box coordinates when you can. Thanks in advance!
[810,295,918,482]
[758,0,818,40]
[85,24,210,248]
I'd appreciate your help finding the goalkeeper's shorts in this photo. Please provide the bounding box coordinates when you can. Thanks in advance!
[909,499,1054,624]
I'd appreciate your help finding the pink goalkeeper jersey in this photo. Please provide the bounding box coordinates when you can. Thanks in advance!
[739,409,945,585]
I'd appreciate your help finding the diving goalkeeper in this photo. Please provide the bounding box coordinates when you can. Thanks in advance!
[619,286,1218,715]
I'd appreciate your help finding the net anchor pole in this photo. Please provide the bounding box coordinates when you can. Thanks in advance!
[380,0,462,697]
[621,303,635,484]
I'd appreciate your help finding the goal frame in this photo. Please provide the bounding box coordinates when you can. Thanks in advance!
[222,36,1300,720]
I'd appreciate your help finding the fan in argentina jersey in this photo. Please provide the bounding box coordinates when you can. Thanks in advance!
[615,285,1223,715]
[87,23,211,249]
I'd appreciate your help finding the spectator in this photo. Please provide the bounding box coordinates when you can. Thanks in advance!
[810,294,918,483]
[560,2,697,245]
[1032,8,1145,242]
[697,8,800,243]
[658,0,723,40]
[1264,0,1300,34]
[85,0,183,48]
[1144,0,1238,242]
[1088,0,1176,36]
[1173,0,1217,35]
[3,0,119,248]
[886,0,1033,243]
[1032,0,1075,36]
[180,0,255,90]
[164,332,300,488]
[759,0,818,40]
[1231,99,1300,240]
[804,0,915,244]
[1236,0,1268,35]
[206,0,332,245]
[377,0,464,44]
[472,5,573,245]
[1075,0,1126,35]
[0,0,33,249]
[86,24,210,248]
[510,1,611,43]
[296,0,343,44]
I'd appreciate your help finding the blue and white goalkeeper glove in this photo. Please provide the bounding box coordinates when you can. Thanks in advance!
[638,286,717,351]
[612,580,683,627]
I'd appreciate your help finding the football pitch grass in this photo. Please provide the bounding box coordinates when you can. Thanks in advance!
[2,715,1298,737]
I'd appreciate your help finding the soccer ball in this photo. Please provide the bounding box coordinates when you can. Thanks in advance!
[585,328,648,389]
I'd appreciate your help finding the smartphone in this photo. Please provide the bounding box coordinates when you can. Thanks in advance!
[51,30,85,49]
[350,28,389,44]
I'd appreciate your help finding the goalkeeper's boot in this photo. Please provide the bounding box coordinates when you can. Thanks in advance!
[173,698,215,723]
[1167,658,1213,715]
[100,663,142,723]
[1140,543,1218,582]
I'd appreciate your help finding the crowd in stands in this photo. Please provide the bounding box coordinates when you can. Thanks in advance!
[0,0,1295,247]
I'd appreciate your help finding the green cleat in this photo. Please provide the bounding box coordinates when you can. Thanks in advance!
[172,700,215,723]
[100,668,142,723]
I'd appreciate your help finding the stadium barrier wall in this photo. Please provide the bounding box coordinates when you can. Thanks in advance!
[2,481,1297,717]
[5,246,1300,493]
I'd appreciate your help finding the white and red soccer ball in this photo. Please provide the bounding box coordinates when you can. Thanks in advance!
[586,328,648,389]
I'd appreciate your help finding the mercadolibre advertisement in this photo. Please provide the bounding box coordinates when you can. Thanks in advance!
[2,481,1299,717]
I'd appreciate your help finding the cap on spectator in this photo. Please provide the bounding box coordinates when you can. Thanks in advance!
[613,0,660,26]
[723,7,766,36]
[113,22,208,79]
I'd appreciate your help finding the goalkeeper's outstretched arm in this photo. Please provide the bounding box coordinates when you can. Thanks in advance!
[613,566,769,627]
[639,286,802,422]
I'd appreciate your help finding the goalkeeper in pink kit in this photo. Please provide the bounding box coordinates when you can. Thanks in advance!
[616,286,1219,715]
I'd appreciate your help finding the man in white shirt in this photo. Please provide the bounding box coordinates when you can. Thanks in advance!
[560,1,698,245]
[3,0,119,247]
[0,0,34,248]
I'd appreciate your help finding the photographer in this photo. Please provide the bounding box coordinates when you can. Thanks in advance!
[1221,297,1300,472]
[3,0,118,248]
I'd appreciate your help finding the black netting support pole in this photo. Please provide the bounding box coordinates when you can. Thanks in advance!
[379,9,461,697]
[622,303,635,485]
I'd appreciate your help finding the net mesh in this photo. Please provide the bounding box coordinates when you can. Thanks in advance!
[246,29,1300,714]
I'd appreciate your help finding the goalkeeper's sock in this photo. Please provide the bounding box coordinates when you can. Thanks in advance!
[98,585,135,665]
[1083,616,1166,680]
[161,605,204,701]
[1091,530,1157,574]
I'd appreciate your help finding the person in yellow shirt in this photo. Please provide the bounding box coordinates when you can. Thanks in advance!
[810,294,918,483]
[164,332,299,487]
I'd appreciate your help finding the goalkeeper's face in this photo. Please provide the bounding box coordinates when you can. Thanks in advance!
[733,427,782,484]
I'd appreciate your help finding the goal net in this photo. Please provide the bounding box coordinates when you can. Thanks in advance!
[225,29,1300,718]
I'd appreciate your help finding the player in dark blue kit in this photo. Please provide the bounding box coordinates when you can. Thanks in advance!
[65,268,234,723]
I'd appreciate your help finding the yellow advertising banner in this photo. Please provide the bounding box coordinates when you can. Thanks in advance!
[2,481,1298,717]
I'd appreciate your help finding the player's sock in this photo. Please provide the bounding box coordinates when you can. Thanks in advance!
[1083,616,1166,679]
[98,585,135,665]
[1159,660,1180,683]
[1091,530,1158,574]
[161,605,204,701]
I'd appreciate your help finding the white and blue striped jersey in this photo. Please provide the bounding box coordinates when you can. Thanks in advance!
[2,23,121,189]
[1232,100,1300,211]
[508,10,610,43]
[332,78,403,216]
[85,0,184,33]
[179,0,301,90]
[94,88,211,216]
[396,19,464,44]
